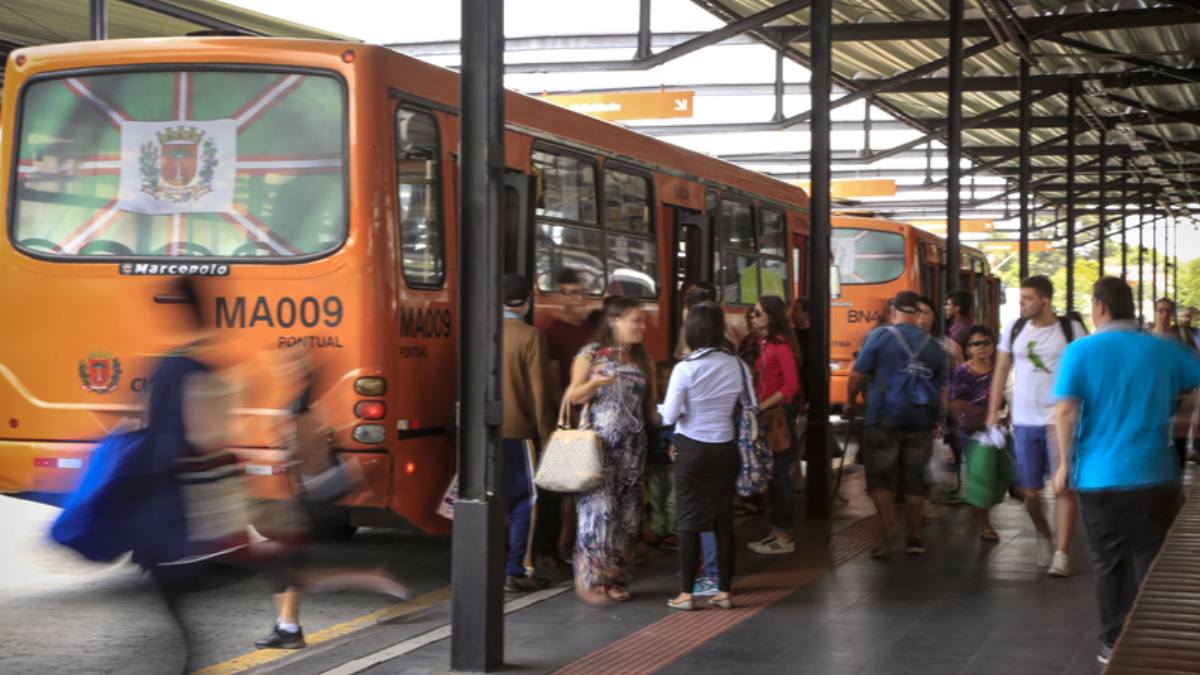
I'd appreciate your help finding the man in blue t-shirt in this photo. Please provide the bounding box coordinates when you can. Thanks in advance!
[849,291,947,559]
[1053,277,1200,666]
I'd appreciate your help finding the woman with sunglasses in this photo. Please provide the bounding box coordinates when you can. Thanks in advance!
[743,296,801,554]
[949,325,1002,540]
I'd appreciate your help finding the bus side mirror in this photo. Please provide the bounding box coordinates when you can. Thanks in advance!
[830,264,843,300]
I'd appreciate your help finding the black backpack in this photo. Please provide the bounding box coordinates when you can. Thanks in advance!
[1010,315,1076,347]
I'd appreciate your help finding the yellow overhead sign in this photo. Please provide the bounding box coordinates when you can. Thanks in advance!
[910,219,995,233]
[795,179,896,199]
[978,240,1053,254]
[540,91,694,121]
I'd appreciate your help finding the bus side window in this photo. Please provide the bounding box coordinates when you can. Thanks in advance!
[531,148,603,295]
[603,168,658,299]
[396,108,445,288]
[718,198,758,304]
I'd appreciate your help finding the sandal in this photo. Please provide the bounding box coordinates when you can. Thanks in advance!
[710,593,733,609]
[667,594,694,611]
[606,586,632,602]
[979,528,1000,541]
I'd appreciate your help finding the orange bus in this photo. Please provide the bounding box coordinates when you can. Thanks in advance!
[0,38,810,534]
[829,213,1000,411]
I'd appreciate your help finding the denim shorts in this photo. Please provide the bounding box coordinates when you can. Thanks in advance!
[1012,425,1061,490]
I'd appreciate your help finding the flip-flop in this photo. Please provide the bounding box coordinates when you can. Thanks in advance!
[606,586,632,602]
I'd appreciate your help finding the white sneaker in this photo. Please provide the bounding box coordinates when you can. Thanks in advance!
[749,537,795,555]
[1049,551,1070,577]
[747,534,776,550]
[1036,536,1053,567]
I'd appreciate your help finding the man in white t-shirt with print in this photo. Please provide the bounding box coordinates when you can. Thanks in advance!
[986,275,1087,577]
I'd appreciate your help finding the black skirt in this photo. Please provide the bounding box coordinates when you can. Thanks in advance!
[673,434,739,533]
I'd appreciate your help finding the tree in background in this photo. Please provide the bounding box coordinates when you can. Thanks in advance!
[1180,257,1200,309]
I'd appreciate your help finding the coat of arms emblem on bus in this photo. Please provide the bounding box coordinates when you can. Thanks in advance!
[78,352,122,395]
[139,125,217,203]
[118,119,236,215]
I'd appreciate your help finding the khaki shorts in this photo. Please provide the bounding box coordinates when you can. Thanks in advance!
[862,425,935,497]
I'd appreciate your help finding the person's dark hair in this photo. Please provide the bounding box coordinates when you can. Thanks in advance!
[1156,296,1175,311]
[966,324,997,344]
[758,295,799,354]
[556,268,582,287]
[1093,276,1135,321]
[948,289,973,317]
[172,275,205,328]
[683,283,717,310]
[684,302,727,352]
[1021,275,1054,299]
[916,295,942,336]
[594,296,651,372]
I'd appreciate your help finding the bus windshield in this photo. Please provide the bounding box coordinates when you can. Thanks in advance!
[832,228,905,285]
[11,68,347,260]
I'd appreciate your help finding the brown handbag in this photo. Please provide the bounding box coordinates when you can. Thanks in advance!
[760,406,792,455]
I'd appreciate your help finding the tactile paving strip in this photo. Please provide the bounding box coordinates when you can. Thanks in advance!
[553,513,880,675]
[1105,482,1200,674]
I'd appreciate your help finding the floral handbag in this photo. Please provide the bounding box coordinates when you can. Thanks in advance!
[734,362,772,497]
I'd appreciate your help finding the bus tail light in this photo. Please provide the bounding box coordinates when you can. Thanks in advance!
[353,424,386,444]
[355,401,386,420]
[355,377,387,396]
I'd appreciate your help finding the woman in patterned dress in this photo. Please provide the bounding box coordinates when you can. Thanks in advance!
[566,297,657,603]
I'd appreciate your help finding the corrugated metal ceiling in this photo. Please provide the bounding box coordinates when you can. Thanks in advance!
[692,0,1200,210]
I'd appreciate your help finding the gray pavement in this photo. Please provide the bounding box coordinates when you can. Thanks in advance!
[0,496,452,674]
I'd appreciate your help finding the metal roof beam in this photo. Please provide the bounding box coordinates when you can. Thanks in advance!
[1038,35,1200,86]
[500,0,811,73]
[119,0,263,35]
[858,70,1200,93]
[1104,93,1200,128]
[790,7,1200,41]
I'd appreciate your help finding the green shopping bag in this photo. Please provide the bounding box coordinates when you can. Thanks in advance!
[962,434,1015,509]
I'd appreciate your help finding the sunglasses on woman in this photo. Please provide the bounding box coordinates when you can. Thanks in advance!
[967,339,993,348]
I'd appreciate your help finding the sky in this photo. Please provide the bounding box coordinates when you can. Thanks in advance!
[224,0,1198,263]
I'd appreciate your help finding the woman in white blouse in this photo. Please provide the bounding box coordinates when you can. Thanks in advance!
[659,302,758,611]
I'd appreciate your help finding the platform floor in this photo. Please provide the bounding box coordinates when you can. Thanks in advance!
[251,471,1112,675]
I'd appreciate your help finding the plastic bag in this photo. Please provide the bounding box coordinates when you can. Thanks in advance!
[962,429,1015,509]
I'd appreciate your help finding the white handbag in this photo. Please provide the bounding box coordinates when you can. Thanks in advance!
[534,395,603,493]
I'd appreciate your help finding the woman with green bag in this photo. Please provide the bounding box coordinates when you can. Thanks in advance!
[949,325,1008,540]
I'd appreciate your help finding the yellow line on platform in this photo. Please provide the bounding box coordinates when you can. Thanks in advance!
[191,585,453,675]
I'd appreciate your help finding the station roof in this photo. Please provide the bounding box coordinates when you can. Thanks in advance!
[690,0,1200,226]
[0,0,353,87]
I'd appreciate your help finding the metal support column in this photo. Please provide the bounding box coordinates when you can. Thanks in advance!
[451,0,506,670]
[772,47,785,123]
[946,0,964,298]
[1138,181,1145,324]
[90,0,107,40]
[862,99,872,155]
[1152,213,1158,303]
[636,0,652,61]
[1098,130,1107,276]
[1018,59,1032,280]
[1120,158,1128,279]
[1173,218,1179,304]
[805,0,833,519]
[1065,83,1077,312]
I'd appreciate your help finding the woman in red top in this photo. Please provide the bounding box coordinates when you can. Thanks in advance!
[743,295,801,554]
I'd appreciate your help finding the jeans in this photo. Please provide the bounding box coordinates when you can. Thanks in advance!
[770,451,795,532]
[501,439,536,577]
[680,530,734,593]
[1078,487,1181,647]
[700,531,718,577]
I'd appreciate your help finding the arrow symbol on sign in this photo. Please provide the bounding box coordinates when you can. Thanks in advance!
[674,98,689,111]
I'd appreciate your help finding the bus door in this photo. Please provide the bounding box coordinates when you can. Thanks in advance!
[503,173,536,281]
[672,208,712,345]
